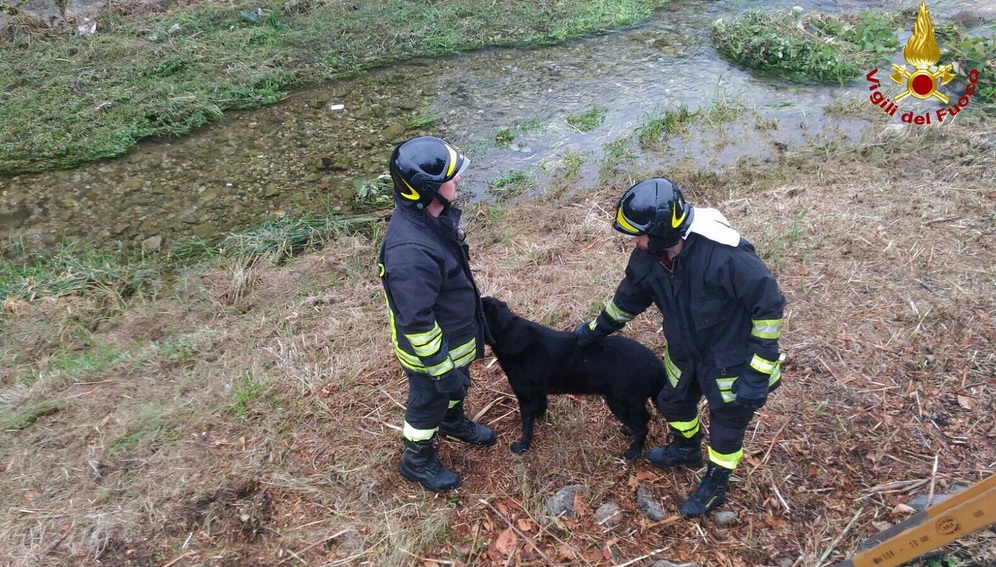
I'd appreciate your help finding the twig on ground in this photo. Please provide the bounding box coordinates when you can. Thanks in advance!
[927,454,939,507]
[473,394,511,422]
[480,498,558,566]
[160,551,198,567]
[645,515,682,529]
[863,478,928,496]
[770,471,792,514]
[751,418,790,474]
[813,507,863,567]
[400,548,454,565]
[275,529,352,566]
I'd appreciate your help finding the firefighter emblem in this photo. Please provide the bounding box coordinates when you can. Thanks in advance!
[889,2,956,103]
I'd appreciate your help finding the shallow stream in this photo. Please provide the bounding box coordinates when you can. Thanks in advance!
[0,0,989,251]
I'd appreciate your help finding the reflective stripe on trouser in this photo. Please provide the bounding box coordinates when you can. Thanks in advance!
[663,347,682,389]
[707,404,754,465]
[667,417,700,440]
[403,368,469,441]
[657,370,755,466]
[708,445,743,470]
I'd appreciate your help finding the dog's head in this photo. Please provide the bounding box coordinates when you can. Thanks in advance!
[482,296,516,345]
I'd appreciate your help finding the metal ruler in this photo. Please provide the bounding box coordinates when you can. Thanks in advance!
[831,474,996,567]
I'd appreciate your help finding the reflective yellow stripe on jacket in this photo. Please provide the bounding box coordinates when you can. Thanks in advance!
[386,303,476,376]
[750,318,782,340]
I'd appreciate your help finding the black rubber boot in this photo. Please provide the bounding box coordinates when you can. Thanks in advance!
[645,430,704,469]
[679,461,732,518]
[399,437,461,492]
[439,403,497,446]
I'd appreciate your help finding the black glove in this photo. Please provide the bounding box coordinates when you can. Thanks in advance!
[732,372,768,410]
[435,369,469,399]
[573,321,602,347]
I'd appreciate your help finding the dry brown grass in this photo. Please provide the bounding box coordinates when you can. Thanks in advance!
[1,120,994,567]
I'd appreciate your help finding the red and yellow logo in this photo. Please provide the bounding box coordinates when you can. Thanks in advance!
[865,2,981,125]
[888,2,956,103]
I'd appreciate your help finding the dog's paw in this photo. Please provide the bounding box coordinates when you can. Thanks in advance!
[623,447,642,461]
[510,441,529,454]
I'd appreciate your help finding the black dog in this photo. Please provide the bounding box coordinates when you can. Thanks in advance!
[482,296,667,460]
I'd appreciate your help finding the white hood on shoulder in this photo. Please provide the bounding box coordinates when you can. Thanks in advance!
[686,207,741,247]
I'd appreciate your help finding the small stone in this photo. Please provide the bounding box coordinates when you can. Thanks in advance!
[141,235,162,253]
[595,502,623,527]
[712,510,738,526]
[546,484,583,517]
[636,483,666,521]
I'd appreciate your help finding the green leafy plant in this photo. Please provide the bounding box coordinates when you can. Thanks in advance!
[712,9,898,84]
[353,176,394,212]
[638,104,697,147]
[939,25,996,110]
[495,128,515,147]
[408,112,441,129]
[566,105,607,132]
[488,170,535,201]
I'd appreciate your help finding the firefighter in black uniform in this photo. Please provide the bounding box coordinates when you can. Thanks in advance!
[574,178,785,518]
[378,136,496,492]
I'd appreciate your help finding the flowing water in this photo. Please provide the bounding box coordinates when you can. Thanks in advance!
[0,0,990,252]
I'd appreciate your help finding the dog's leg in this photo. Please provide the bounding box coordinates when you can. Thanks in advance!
[511,397,541,454]
[537,396,548,421]
[606,398,651,461]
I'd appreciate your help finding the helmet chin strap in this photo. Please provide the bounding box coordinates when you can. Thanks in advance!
[647,234,680,253]
[434,192,453,213]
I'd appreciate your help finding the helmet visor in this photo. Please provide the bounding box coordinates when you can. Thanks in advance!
[441,143,469,182]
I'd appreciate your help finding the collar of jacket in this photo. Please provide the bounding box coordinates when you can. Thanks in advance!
[393,201,464,233]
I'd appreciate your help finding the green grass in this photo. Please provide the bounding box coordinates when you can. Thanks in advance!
[225,374,271,419]
[0,400,62,431]
[0,211,385,306]
[711,8,898,84]
[0,0,669,175]
[601,137,637,173]
[637,103,697,148]
[0,240,156,301]
[566,105,607,132]
[407,111,442,130]
[51,342,122,376]
[495,118,544,148]
[936,24,996,110]
[108,404,170,456]
[488,170,535,201]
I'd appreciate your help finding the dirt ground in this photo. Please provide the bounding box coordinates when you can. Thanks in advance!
[1,117,995,567]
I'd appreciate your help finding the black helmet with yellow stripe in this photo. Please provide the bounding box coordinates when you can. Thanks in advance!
[389,136,469,209]
[613,178,692,250]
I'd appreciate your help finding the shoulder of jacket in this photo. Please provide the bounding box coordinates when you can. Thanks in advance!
[686,208,741,247]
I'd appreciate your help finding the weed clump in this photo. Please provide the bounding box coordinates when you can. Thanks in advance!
[711,9,898,84]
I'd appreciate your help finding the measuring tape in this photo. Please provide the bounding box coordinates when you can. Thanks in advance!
[832,474,996,567]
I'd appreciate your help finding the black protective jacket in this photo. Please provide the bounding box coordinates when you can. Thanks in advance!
[378,202,487,377]
[603,231,785,400]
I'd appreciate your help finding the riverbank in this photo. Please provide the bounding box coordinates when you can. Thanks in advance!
[1,116,994,566]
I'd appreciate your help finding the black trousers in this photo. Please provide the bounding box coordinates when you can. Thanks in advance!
[404,367,469,433]
[655,373,755,457]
